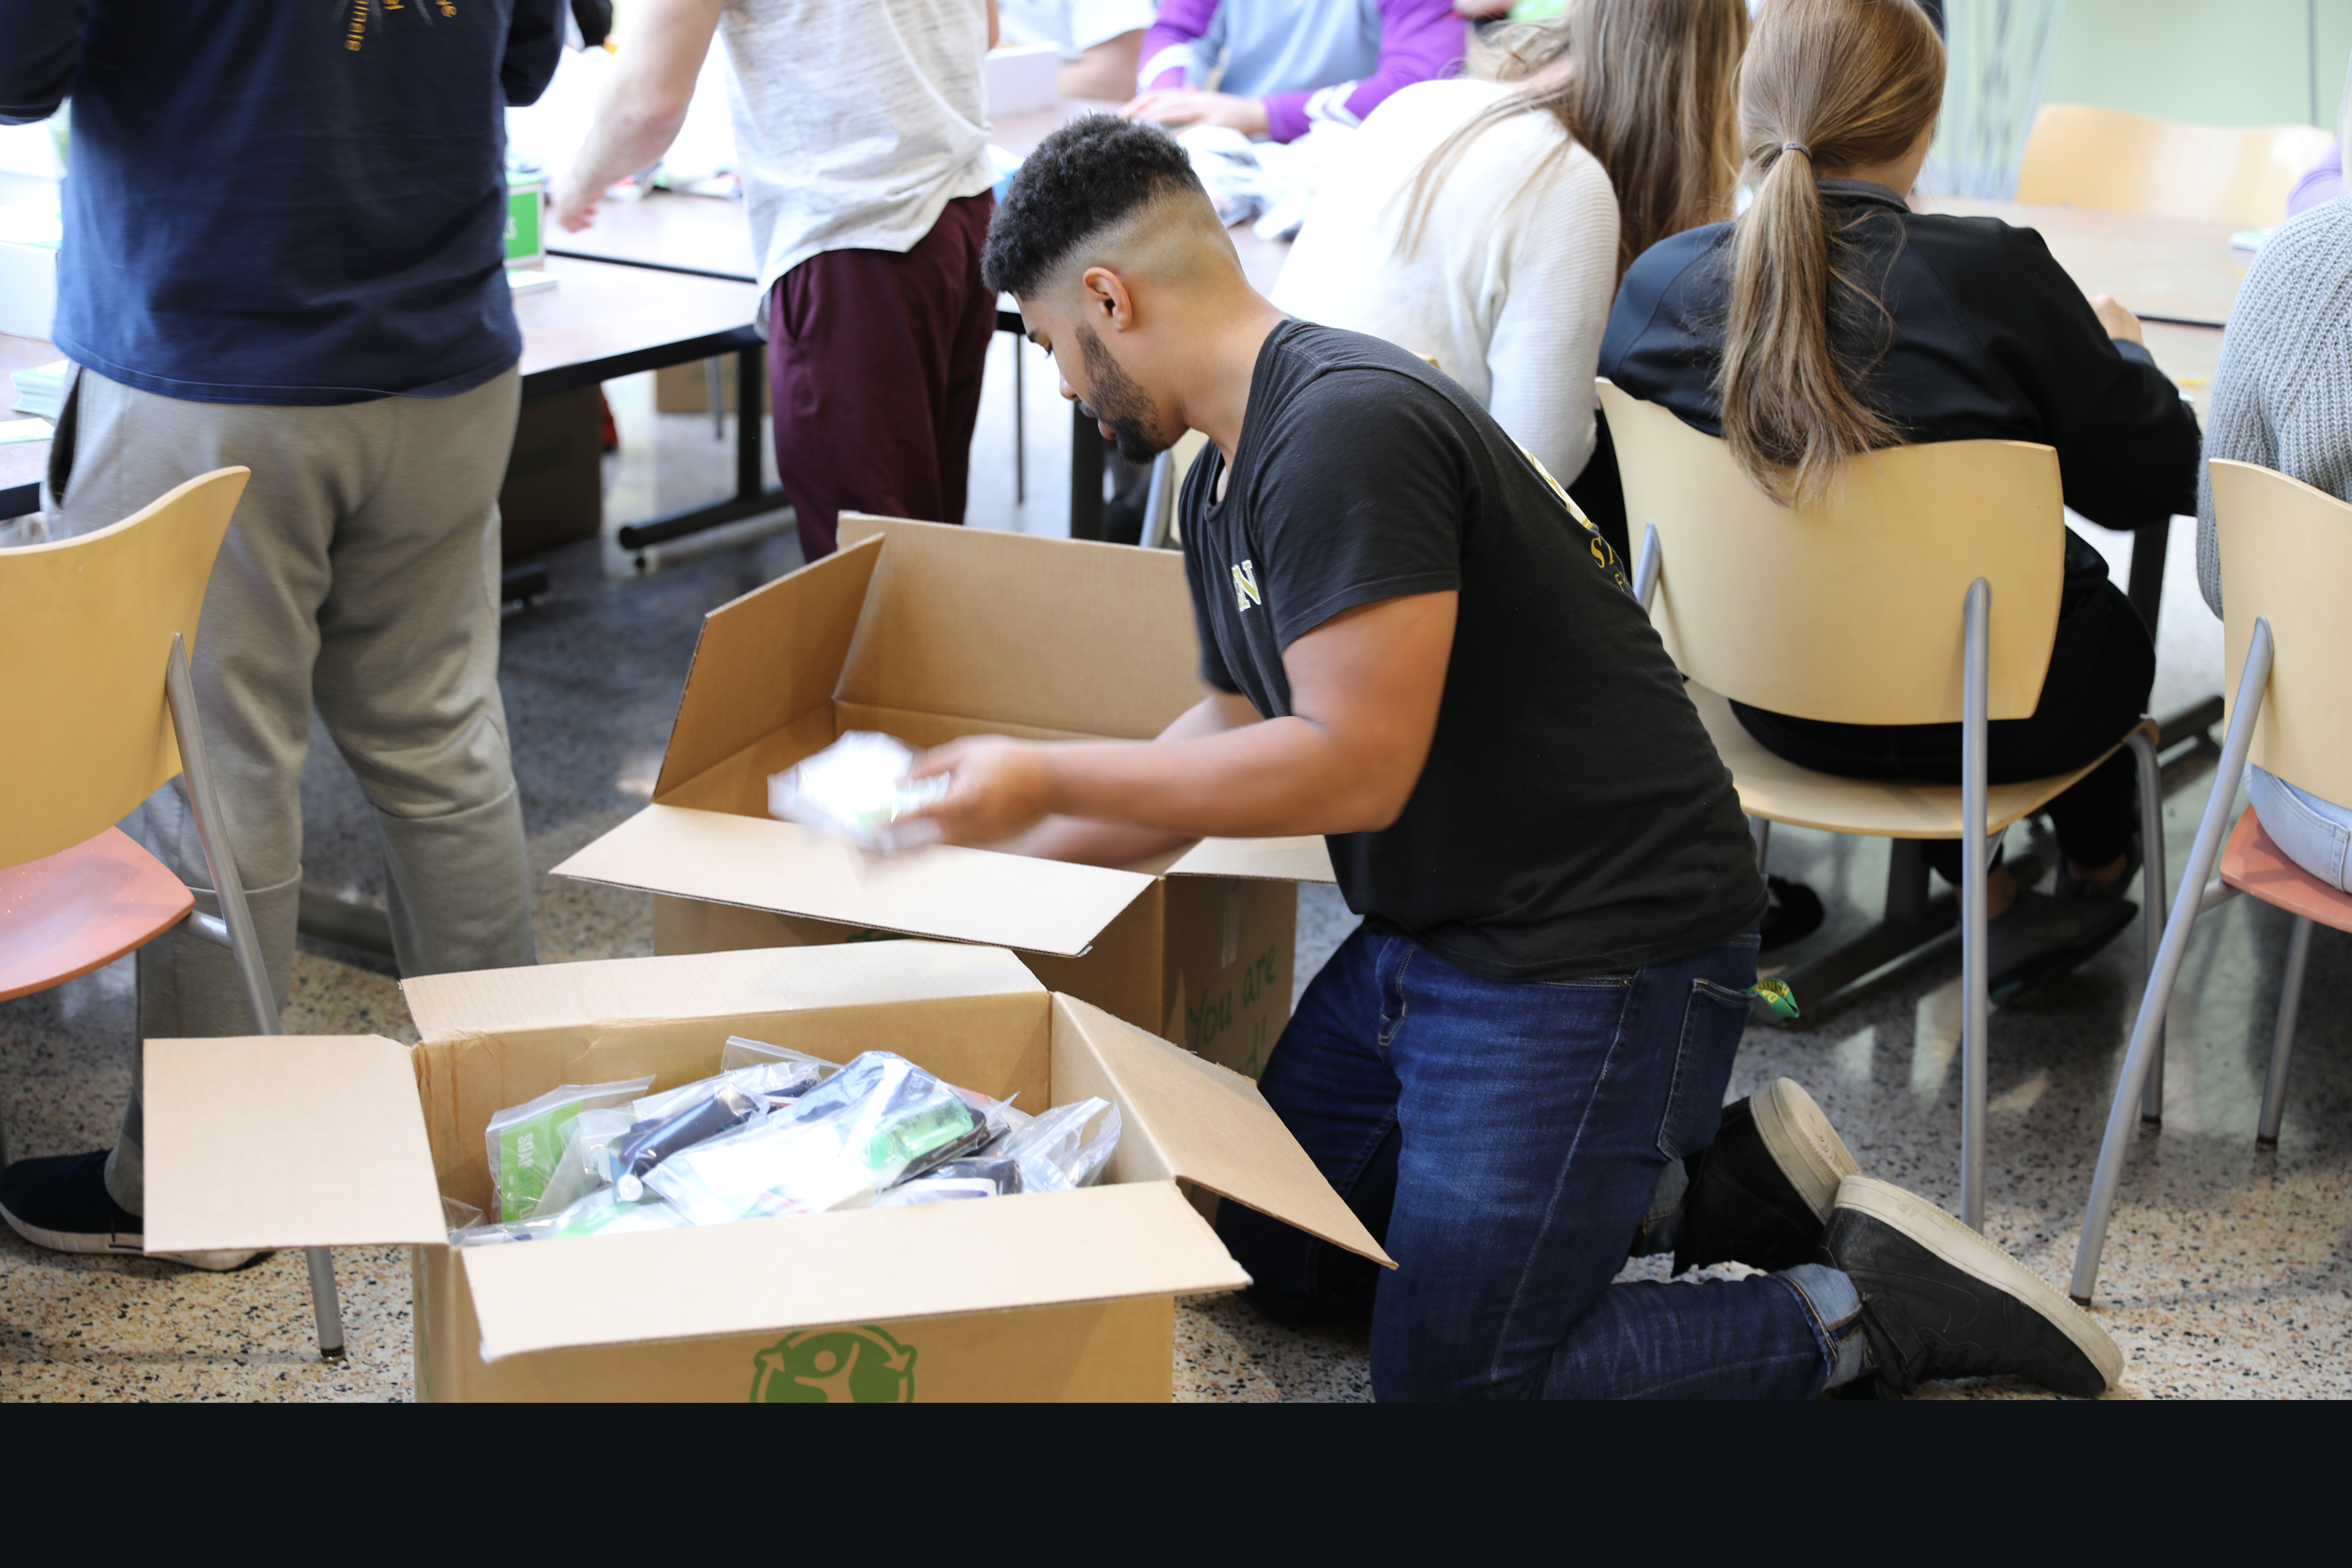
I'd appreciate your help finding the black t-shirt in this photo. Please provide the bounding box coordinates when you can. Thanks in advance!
[1182,321,1767,981]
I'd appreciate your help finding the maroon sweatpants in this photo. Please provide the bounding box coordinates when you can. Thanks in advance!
[768,191,997,561]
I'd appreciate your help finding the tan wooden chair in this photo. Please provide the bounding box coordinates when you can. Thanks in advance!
[1598,382,2165,1230]
[2072,461,2352,1304]
[2015,104,2336,229]
[0,468,345,1356]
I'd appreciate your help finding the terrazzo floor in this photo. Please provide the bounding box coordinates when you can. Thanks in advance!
[4,363,2345,1401]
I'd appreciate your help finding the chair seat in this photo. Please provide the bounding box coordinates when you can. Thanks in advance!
[0,828,194,1002]
[1689,684,2153,839]
[2220,805,2352,934]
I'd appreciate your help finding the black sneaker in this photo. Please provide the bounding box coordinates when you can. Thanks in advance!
[1988,888,2137,1000]
[0,1150,257,1272]
[1676,1078,1860,1275]
[1823,1176,2122,1398]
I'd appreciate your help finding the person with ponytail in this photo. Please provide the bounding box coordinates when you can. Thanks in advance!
[1599,0,2199,1000]
[1274,0,1748,523]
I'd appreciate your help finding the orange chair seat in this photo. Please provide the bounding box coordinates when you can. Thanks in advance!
[0,828,194,1002]
[2220,805,2352,936]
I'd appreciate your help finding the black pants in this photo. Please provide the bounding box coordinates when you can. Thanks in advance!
[1733,537,2154,884]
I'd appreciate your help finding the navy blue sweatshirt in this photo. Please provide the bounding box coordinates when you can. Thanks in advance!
[0,1,562,404]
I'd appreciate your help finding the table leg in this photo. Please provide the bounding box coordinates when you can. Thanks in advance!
[1069,403,1106,541]
[1014,337,1026,505]
[614,341,790,552]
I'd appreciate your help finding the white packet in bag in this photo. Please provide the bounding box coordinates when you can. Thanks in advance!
[767,732,950,853]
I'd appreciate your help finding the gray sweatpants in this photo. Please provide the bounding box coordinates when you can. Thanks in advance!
[42,365,539,1213]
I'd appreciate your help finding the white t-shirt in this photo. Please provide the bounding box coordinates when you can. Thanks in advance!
[999,0,1157,58]
[719,0,997,291]
[1273,78,1619,484]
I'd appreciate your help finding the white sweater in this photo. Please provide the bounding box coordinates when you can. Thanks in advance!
[1272,78,1620,484]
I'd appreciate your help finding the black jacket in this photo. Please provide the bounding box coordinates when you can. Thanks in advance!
[1596,180,2201,532]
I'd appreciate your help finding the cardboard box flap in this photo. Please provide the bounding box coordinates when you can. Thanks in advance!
[1053,995,1393,1267]
[142,1036,447,1253]
[656,534,882,801]
[405,941,1043,1044]
[835,516,1209,742]
[461,1182,1245,1362]
[552,804,1154,958]
[1165,835,1338,884]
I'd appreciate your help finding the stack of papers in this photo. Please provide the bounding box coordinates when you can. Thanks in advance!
[10,359,65,419]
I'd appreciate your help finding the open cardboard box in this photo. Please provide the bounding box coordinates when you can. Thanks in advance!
[551,516,1338,1079]
[141,942,1386,1402]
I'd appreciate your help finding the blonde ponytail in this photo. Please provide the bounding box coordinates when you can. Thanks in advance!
[1717,0,1944,507]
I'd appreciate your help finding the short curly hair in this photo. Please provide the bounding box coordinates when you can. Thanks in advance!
[982,115,1209,299]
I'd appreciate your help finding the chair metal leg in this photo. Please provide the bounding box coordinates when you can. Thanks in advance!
[2072,618,2274,1304]
[1634,522,1661,612]
[705,355,726,440]
[165,634,348,1359]
[2127,728,2168,1125]
[1013,336,1026,505]
[1960,580,1991,1230]
[2257,915,2313,1147]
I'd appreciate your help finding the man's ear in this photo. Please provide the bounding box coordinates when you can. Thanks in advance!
[1078,265,1138,332]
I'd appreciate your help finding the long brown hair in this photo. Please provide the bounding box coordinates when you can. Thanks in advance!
[1718,0,1944,506]
[1393,0,1749,280]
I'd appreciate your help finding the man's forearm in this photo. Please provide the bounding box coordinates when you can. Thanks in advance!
[1038,716,1406,839]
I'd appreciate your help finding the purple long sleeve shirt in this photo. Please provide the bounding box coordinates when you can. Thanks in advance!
[1140,0,1465,143]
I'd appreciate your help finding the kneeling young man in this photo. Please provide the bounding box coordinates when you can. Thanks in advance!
[915,117,2121,1400]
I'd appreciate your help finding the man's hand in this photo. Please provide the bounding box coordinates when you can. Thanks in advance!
[906,735,1060,847]
[549,170,604,233]
[1120,88,1269,137]
[2090,292,2144,344]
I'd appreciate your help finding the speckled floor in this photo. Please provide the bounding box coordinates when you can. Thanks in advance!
[3,374,2344,1399]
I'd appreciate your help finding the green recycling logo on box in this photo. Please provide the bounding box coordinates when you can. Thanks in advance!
[750,1325,918,1402]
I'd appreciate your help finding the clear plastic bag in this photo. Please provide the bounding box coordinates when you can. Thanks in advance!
[530,1107,637,1220]
[485,1076,654,1222]
[632,1045,833,1124]
[871,1176,1002,1208]
[644,1051,981,1225]
[450,1188,692,1247]
[610,1083,764,1200]
[767,732,950,853]
[988,1097,1121,1195]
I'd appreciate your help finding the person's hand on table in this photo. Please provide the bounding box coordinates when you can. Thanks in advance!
[549,169,604,233]
[2090,293,2144,345]
[906,735,1059,847]
[1120,88,1269,137]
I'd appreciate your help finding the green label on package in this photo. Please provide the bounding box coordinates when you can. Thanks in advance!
[498,1101,585,1222]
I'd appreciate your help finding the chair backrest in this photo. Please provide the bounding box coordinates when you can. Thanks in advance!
[2211,459,2352,806]
[0,467,248,869]
[2015,104,2336,229]
[1598,382,2064,726]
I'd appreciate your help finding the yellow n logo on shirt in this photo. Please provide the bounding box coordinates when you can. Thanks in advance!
[1231,560,1263,611]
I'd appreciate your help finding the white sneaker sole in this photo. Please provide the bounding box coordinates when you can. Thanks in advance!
[2,1205,257,1272]
[1750,1078,1860,1223]
[1835,1175,2124,1392]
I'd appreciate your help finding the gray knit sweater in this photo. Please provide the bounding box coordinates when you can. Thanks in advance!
[2198,194,2352,616]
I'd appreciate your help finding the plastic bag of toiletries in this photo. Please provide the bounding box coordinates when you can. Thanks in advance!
[767,732,950,852]
[530,1107,637,1219]
[643,1051,982,1225]
[450,1188,692,1247]
[609,1082,765,1200]
[631,1038,836,1124]
[485,1076,654,1222]
[870,1176,1002,1208]
[989,1097,1121,1194]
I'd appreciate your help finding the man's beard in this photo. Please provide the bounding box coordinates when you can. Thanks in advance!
[1077,324,1174,464]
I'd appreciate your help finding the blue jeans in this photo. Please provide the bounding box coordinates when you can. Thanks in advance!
[1217,927,1847,1399]
[2248,765,2352,894]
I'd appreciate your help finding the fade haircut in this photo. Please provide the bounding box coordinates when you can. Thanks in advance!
[982,115,1210,299]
